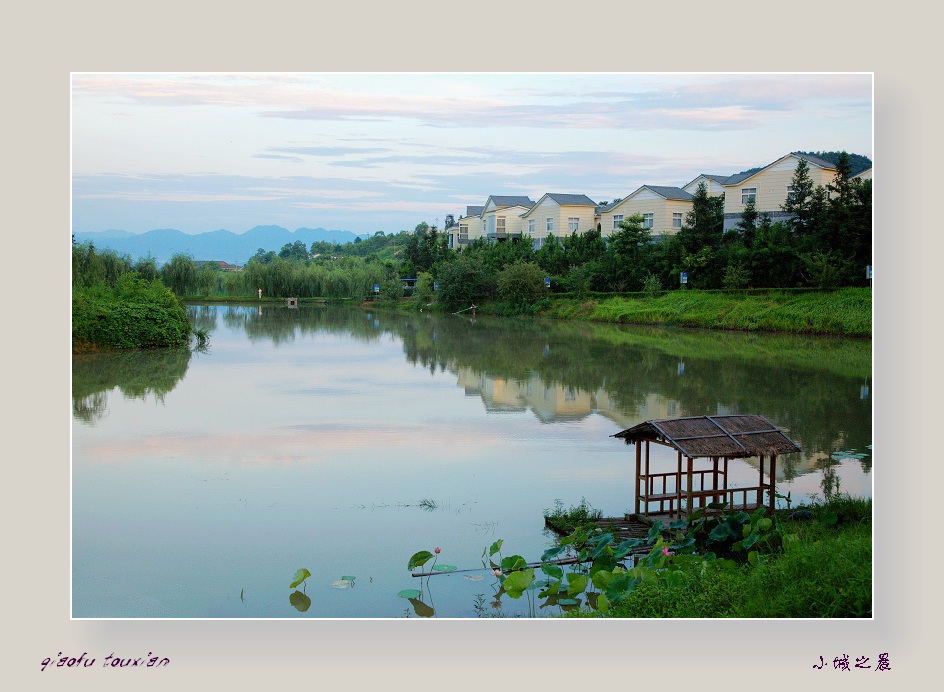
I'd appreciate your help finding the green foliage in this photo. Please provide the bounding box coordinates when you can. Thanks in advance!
[289,568,311,589]
[72,273,191,351]
[543,498,603,533]
[722,262,751,290]
[435,253,494,310]
[495,261,547,309]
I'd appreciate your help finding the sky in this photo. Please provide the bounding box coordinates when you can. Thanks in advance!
[71,72,873,237]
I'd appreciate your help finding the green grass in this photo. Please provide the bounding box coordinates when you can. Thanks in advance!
[543,498,603,533]
[536,288,871,336]
[569,496,872,618]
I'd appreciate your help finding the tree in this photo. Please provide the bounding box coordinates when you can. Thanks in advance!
[279,240,309,261]
[679,182,724,254]
[495,261,546,309]
[781,158,820,237]
[435,253,494,310]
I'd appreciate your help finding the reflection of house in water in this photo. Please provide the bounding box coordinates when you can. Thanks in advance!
[453,367,683,426]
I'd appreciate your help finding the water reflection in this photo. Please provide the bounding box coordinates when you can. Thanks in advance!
[205,306,869,478]
[72,348,192,424]
[76,305,871,484]
[72,303,872,618]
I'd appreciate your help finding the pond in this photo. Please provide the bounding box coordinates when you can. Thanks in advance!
[72,304,872,618]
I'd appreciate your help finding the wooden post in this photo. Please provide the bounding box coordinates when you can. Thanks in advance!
[723,457,729,507]
[758,454,765,510]
[686,456,694,517]
[676,450,682,518]
[769,454,777,513]
[635,441,642,515]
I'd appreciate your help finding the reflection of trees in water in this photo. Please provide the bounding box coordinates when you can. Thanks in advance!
[186,305,219,332]
[219,304,389,346]
[201,303,872,469]
[72,348,192,424]
[385,311,872,468]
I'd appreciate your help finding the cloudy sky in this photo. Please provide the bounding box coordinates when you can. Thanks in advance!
[71,72,873,236]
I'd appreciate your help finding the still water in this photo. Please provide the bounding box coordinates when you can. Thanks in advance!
[72,304,872,618]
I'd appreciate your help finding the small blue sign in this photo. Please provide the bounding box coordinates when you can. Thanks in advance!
[434,282,440,291]
[373,284,380,293]
[866,265,872,280]
[545,277,551,288]
[680,272,688,284]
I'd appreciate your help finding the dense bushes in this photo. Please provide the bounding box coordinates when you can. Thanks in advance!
[72,243,192,351]
[73,273,191,350]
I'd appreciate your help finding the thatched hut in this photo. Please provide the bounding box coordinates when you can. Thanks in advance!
[612,414,801,518]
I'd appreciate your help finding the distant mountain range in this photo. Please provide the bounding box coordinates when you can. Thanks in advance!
[72,225,367,265]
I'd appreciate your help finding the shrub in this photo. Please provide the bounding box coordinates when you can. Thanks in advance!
[495,261,546,309]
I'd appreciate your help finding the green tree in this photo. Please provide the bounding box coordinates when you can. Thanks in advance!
[495,261,546,309]
[435,253,494,310]
[161,254,199,296]
[679,182,724,254]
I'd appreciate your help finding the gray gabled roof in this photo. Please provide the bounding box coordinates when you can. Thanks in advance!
[724,170,756,185]
[792,152,837,170]
[545,193,598,206]
[643,185,694,201]
[487,195,535,208]
[464,205,485,217]
[685,173,733,187]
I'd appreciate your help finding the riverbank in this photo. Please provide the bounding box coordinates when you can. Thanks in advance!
[372,287,872,337]
[570,496,872,618]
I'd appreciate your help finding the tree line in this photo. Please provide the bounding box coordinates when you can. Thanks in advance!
[72,152,870,309]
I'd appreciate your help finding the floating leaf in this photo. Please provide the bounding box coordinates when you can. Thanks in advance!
[331,579,352,589]
[341,575,356,582]
[289,568,311,589]
[408,551,434,570]
[432,564,457,572]
[289,590,311,612]
[488,539,504,557]
[398,589,422,599]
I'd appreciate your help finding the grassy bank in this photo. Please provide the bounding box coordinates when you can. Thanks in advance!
[537,288,871,336]
[73,275,192,352]
[568,496,872,618]
[370,288,871,337]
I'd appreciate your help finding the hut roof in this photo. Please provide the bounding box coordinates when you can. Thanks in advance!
[612,415,801,459]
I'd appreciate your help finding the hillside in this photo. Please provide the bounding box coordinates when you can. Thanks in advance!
[72,225,367,265]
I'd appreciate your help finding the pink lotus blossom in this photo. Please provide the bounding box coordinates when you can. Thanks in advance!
[662,546,673,556]
[434,547,441,554]
[492,569,502,577]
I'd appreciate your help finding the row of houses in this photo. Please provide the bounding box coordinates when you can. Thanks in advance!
[445,152,873,250]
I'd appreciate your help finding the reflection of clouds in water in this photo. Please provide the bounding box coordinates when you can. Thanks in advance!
[75,420,505,466]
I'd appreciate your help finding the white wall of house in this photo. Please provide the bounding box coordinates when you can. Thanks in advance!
[483,205,530,237]
[600,188,692,238]
[521,197,596,245]
[723,155,838,218]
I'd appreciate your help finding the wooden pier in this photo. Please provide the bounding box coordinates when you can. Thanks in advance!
[544,515,669,557]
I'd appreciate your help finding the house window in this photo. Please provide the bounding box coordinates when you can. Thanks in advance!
[642,213,654,229]
[612,214,623,230]
[672,213,683,228]
[546,217,554,232]
[528,219,535,234]
[532,237,542,251]
[568,217,579,232]
[496,217,506,233]
[741,188,756,205]
[482,219,487,233]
